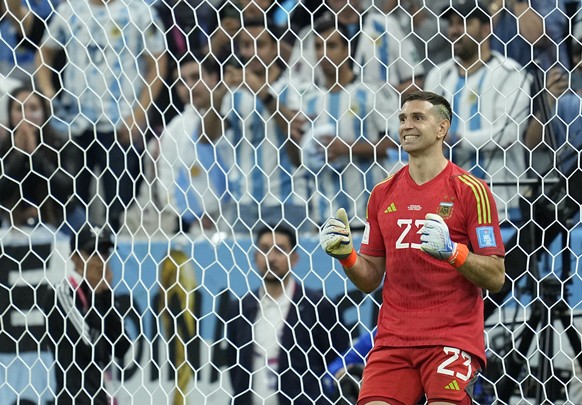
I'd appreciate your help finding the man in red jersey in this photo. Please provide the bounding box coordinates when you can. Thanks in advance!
[320,91,506,405]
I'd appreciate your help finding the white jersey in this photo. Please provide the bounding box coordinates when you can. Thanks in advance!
[301,80,387,227]
[290,11,424,92]
[0,74,21,128]
[424,51,533,221]
[221,71,308,207]
[157,104,228,222]
[42,0,166,133]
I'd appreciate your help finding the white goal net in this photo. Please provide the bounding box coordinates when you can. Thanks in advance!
[0,0,580,404]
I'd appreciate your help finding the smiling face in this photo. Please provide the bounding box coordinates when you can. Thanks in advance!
[398,99,450,156]
[254,230,298,284]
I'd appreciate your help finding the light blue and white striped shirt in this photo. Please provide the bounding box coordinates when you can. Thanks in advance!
[41,0,166,133]
[158,105,229,223]
[301,81,387,227]
[220,72,308,208]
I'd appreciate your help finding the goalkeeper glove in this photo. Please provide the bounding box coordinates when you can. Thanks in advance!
[320,208,358,268]
[420,213,468,268]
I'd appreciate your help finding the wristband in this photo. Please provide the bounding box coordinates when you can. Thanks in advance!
[339,249,358,269]
[448,243,469,268]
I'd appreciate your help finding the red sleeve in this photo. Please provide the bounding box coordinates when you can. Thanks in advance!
[458,174,505,257]
[359,182,387,257]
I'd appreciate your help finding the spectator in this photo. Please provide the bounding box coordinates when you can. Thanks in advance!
[301,19,398,229]
[202,17,309,234]
[424,1,532,222]
[524,66,581,198]
[237,0,296,26]
[210,0,301,65]
[157,54,229,239]
[35,0,168,232]
[226,224,350,405]
[288,0,331,32]
[43,223,131,404]
[382,0,451,71]
[155,0,218,59]
[0,87,76,230]
[208,1,242,64]
[0,0,59,81]
[236,0,302,60]
[524,67,573,173]
[488,0,571,72]
[290,0,425,95]
[152,0,221,133]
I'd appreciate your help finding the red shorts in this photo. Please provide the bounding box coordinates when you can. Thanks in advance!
[358,345,480,405]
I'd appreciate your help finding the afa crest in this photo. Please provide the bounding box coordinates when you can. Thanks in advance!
[438,202,454,219]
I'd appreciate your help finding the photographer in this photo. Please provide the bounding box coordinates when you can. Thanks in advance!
[43,224,131,405]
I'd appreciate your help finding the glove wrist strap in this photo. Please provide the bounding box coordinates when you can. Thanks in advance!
[339,249,357,269]
[449,243,469,268]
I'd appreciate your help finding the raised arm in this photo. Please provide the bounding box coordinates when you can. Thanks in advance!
[320,208,386,293]
[35,46,59,100]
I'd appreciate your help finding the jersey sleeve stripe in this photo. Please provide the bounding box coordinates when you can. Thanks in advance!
[466,174,492,224]
[366,174,394,220]
[458,174,492,224]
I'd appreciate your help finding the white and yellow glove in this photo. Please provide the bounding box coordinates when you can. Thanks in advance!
[420,213,469,268]
[320,208,358,268]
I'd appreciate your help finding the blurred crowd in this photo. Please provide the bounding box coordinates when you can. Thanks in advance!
[0,0,580,240]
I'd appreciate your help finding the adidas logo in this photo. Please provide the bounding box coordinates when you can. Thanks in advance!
[444,380,460,391]
[384,202,397,213]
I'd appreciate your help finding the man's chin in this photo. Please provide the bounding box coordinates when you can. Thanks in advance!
[263,274,282,283]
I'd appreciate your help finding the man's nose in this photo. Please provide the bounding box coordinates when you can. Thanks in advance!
[400,118,412,129]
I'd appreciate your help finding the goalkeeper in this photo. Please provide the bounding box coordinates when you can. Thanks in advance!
[320,91,505,405]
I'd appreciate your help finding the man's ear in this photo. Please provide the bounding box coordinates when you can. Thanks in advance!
[290,250,299,267]
[438,119,451,140]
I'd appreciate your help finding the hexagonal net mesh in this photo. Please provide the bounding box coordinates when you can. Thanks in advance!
[0,0,580,404]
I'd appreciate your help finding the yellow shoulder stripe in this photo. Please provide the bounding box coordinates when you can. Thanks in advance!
[458,174,491,224]
[366,174,395,219]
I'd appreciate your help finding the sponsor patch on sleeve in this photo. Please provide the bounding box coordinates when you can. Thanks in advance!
[476,226,497,248]
[362,222,370,245]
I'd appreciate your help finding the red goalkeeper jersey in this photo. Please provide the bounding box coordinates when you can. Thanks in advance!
[360,162,505,365]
